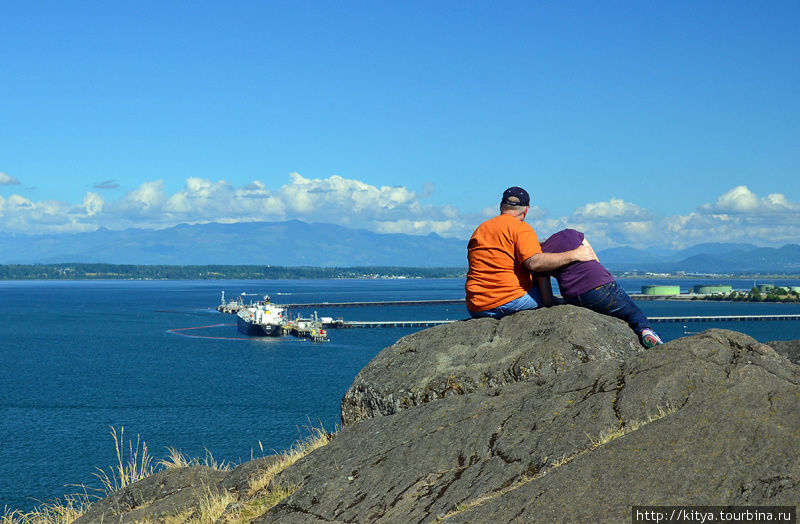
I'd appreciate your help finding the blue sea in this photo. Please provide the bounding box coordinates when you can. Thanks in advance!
[2,277,800,511]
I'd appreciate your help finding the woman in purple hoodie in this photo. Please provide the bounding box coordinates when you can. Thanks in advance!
[540,229,663,348]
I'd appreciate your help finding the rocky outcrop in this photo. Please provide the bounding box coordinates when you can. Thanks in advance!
[341,306,643,426]
[75,466,227,523]
[75,308,800,523]
[75,457,282,524]
[262,326,800,522]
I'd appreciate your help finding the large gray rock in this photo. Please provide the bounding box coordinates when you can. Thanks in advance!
[341,305,643,426]
[75,466,227,524]
[259,328,800,523]
[74,457,284,523]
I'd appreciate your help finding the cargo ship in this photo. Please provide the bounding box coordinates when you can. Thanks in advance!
[236,295,286,336]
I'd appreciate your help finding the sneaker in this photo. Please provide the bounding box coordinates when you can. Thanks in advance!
[640,328,663,348]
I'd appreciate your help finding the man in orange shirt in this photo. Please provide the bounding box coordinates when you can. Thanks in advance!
[466,186,597,319]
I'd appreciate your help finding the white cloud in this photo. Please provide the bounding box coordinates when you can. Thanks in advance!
[1,176,798,250]
[279,173,418,216]
[530,187,800,250]
[572,198,652,222]
[15,173,474,237]
[699,185,800,215]
[81,192,104,217]
[113,180,167,217]
[530,197,658,249]
[0,193,97,233]
[0,172,21,185]
[374,219,457,236]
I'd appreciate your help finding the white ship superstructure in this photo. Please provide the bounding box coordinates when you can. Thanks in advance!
[236,295,286,336]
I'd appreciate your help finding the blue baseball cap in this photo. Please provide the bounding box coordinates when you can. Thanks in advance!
[501,186,530,206]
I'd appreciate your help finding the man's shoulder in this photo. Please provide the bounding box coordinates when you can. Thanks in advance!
[471,214,537,240]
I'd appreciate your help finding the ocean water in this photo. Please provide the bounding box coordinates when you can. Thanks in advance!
[2,277,800,511]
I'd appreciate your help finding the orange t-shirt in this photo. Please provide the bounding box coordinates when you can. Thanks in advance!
[465,214,542,312]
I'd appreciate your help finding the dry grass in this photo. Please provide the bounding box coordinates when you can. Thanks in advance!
[4,424,332,524]
[159,447,232,472]
[226,424,332,521]
[159,446,196,469]
[1,492,92,524]
[93,426,154,493]
[194,486,237,524]
[239,485,299,520]
[247,425,332,496]
[588,403,677,449]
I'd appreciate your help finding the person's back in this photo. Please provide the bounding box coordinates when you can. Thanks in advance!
[466,214,541,312]
[541,228,663,348]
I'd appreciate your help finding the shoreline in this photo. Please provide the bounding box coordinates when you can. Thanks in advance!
[1,274,800,282]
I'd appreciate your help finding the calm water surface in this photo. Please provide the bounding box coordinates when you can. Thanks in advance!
[2,278,799,511]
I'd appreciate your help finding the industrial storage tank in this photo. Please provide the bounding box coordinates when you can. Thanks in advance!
[641,285,681,296]
[757,284,775,292]
[693,284,732,294]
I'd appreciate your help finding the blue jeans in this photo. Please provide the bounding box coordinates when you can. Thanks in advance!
[566,281,650,334]
[469,288,543,319]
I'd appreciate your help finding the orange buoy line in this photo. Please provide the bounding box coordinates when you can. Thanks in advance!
[167,323,250,341]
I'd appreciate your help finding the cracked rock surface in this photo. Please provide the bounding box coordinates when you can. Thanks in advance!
[340,305,643,427]
[259,322,800,522]
[768,338,800,365]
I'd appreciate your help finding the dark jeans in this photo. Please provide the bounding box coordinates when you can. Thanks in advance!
[566,281,650,334]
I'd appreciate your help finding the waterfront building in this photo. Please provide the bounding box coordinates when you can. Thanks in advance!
[642,285,681,296]
[693,284,733,294]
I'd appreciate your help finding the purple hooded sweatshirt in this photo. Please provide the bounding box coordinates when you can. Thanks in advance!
[540,229,614,299]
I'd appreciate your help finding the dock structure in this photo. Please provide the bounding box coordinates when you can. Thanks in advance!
[288,324,329,341]
[216,292,800,334]
[218,298,465,314]
[285,312,330,342]
[328,319,458,329]
[325,314,800,329]
[222,295,792,312]
[283,299,466,309]
[649,314,800,323]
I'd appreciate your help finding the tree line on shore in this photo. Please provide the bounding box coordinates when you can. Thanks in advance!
[696,287,800,303]
[0,263,467,280]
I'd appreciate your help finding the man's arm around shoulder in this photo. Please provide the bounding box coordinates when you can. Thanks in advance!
[523,239,597,273]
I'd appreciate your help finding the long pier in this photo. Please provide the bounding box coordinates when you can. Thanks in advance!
[327,314,800,329]
[218,298,465,314]
[332,320,457,328]
[284,299,466,309]
[649,314,800,323]
[218,293,800,330]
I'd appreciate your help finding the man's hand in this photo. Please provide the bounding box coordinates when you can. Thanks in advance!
[574,239,598,263]
[582,238,599,262]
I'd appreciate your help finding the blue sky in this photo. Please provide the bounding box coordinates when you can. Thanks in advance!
[1,1,798,249]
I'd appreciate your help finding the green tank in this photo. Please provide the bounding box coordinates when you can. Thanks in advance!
[693,285,732,294]
[641,285,681,296]
[757,284,775,292]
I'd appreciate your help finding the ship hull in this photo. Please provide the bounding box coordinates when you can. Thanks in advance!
[237,315,282,337]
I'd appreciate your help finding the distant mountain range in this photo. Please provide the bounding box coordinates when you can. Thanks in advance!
[598,242,800,274]
[0,220,797,273]
[0,220,466,267]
